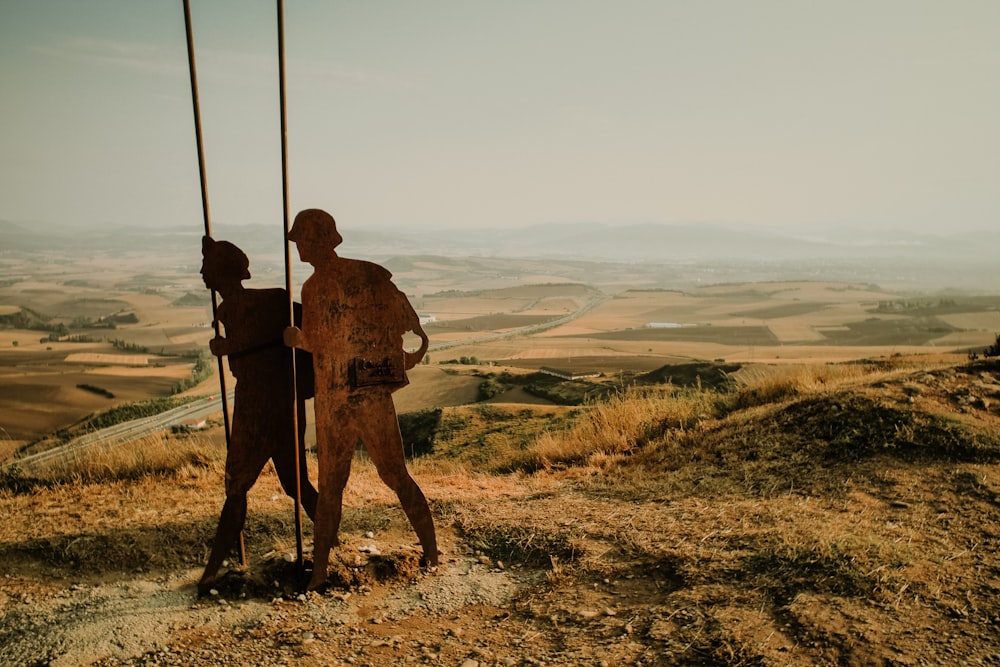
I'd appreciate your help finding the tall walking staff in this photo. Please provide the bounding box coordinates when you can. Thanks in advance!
[276,0,307,572]
[182,0,246,568]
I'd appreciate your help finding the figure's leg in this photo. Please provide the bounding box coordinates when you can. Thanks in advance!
[361,395,439,567]
[309,405,356,590]
[198,494,247,595]
[198,434,269,594]
[271,400,318,521]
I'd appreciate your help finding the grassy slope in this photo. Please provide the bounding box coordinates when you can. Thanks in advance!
[3,355,1000,665]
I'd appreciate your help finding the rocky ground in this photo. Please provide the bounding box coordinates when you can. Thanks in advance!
[3,538,536,667]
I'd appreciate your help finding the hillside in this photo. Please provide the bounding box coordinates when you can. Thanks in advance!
[2,354,1000,665]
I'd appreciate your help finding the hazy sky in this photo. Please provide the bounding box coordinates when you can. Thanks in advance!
[1,1,998,234]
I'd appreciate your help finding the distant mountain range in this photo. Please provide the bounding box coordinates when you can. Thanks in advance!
[2,218,995,265]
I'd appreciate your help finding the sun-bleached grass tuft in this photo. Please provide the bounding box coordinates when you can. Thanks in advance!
[1,433,226,492]
[483,359,959,481]
[727,361,905,410]
[493,385,718,473]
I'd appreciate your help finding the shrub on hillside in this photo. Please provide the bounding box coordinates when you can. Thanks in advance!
[478,376,510,400]
[984,333,1000,358]
[398,408,442,458]
[77,384,115,399]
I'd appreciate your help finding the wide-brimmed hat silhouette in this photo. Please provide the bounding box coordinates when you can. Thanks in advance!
[287,208,343,248]
[202,236,251,280]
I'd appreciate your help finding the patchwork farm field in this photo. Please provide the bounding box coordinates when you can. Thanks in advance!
[2,245,999,452]
[429,282,1000,373]
[0,247,212,448]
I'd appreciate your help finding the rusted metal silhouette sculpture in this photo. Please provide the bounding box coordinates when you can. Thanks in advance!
[198,236,319,595]
[283,209,438,590]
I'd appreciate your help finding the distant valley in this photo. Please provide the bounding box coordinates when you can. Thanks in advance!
[2,218,997,292]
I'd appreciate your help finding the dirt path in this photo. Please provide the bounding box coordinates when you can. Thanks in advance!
[2,536,535,667]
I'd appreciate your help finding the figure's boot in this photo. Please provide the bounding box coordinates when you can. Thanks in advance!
[396,477,438,568]
[307,490,344,590]
[198,495,247,595]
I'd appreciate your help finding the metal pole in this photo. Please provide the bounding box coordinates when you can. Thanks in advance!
[276,0,306,572]
[182,0,246,567]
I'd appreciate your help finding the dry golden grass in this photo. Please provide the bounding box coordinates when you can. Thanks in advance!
[492,386,717,472]
[725,357,949,409]
[1,432,226,492]
[476,357,952,476]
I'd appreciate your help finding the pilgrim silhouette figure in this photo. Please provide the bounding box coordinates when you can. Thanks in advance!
[198,236,318,595]
[283,209,437,590]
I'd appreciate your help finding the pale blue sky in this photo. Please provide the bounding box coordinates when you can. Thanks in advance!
[1,1,998,233]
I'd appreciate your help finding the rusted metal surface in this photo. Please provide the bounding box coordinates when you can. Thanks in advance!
[284,209,437,590]
[198,237,319,595]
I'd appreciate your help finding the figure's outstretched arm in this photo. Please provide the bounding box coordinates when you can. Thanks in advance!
[396,286,428,369]
[404,323,429,370]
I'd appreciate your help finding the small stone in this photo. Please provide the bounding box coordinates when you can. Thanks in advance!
[478,555,492,565]
[365,531,375,539]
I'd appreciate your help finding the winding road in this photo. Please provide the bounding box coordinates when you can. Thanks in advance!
[6,391,234,474]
